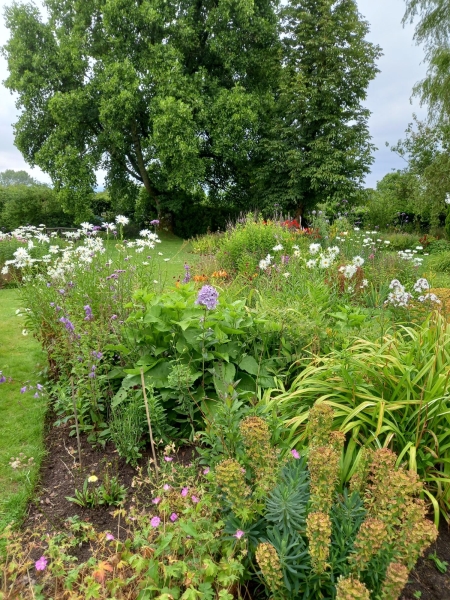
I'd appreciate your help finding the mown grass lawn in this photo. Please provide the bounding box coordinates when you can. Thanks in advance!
[0,232,196,540]
[0,289,46,540]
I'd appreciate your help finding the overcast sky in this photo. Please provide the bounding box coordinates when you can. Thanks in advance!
[0,0,428,189]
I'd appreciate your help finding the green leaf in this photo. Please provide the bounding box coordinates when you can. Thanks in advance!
[239,355,259,375]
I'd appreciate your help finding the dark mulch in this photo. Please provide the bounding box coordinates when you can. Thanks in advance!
[23,423,450,599]
[401,521,450,599]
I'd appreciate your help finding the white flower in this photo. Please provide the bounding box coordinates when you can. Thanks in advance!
[283,272,290,278]
[1,266,8,275]
[259,258,270,270]
[164,258,170,262]
[306,259,317,268]
[309,243,321,255]
[339,264,357,279]
[80,222,94,230]
[153,280,158,284]
[416,246,423,250]
[361,279,368,288]
[354,227,360,231]
[158,252,163,256]
[272,244,283,252]
[413,278,430,293]
[49,246,60,254]
[384,240,390,245]
[319,257,332,268]
[22,329,28,336]
[293,249,301,257]
[115,215,129,225]
[292,245,299,250]
[352,256,364,267]
[418,293,441,304]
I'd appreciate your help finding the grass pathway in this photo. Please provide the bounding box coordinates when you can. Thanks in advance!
[0,289,46,536]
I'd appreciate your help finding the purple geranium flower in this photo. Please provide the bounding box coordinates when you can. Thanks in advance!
[170,512,178,522]
[0,372,6,384]
[195,285,219,310]
[150,516,161,527]
[234,530,245,540]
[181,487,189,497]
[105,533,115,541]
[291,449,300,459]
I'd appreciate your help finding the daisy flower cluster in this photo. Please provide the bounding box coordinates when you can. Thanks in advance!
[305,243,340,269]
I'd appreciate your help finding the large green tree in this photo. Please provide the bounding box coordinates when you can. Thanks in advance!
[404,0,450,123]
[3,0,379,224]
[3,0,280,221]
[254,0,381,217]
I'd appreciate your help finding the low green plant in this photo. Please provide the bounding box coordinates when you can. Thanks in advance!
[428,551,448,573]
[427,250,450,272]
[109,391,146,466]
[66,473,127,508]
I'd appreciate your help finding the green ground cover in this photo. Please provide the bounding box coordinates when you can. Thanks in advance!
[0,289,46,537]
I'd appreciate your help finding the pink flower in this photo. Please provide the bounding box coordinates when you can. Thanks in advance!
[105,533,115,541]
[150,516,161,527]
[203,467,210,475]
[181,487,189,497]
[35,556,48,571]
[241,468,246,474]
[164,456,173,462]
[234,530,245,539]
[163,484,171,491]
[291,449,300,459]
[191,495,199,504]
[152,497,161,504]
[170,513,178,522]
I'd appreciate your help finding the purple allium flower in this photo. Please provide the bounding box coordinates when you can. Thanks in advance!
[58,288,65,295]
[20,386,27,394]
[291,449,300,459]
[106,533,115,541]
[170,512,178,522]
[49,302,55,307]
[150,516,161,527]
[181,487,189,497]
[111,314,118,320]
[92,351,103,360]
[234,530,245,540]
[191,495,199,504]
[150,219,160,226]
[35,556,48,571]
[164,456,173,462]
[203,467,210,475]
[195,285,219,310]
[84,305,93,321]
[152,497,161,504]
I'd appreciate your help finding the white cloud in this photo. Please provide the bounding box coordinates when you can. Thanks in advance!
[0,0,429,189]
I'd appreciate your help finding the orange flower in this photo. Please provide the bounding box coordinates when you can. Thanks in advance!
[212,270,228,278]
[193,274,208,282]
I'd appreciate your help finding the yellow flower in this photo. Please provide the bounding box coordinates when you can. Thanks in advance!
[88,475,98,483]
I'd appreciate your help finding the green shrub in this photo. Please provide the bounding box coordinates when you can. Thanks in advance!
[427,239,450,255]
[216,215,296,274]
[191,231,225,255]
[427,250,450,272]
[381,232,421,251]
